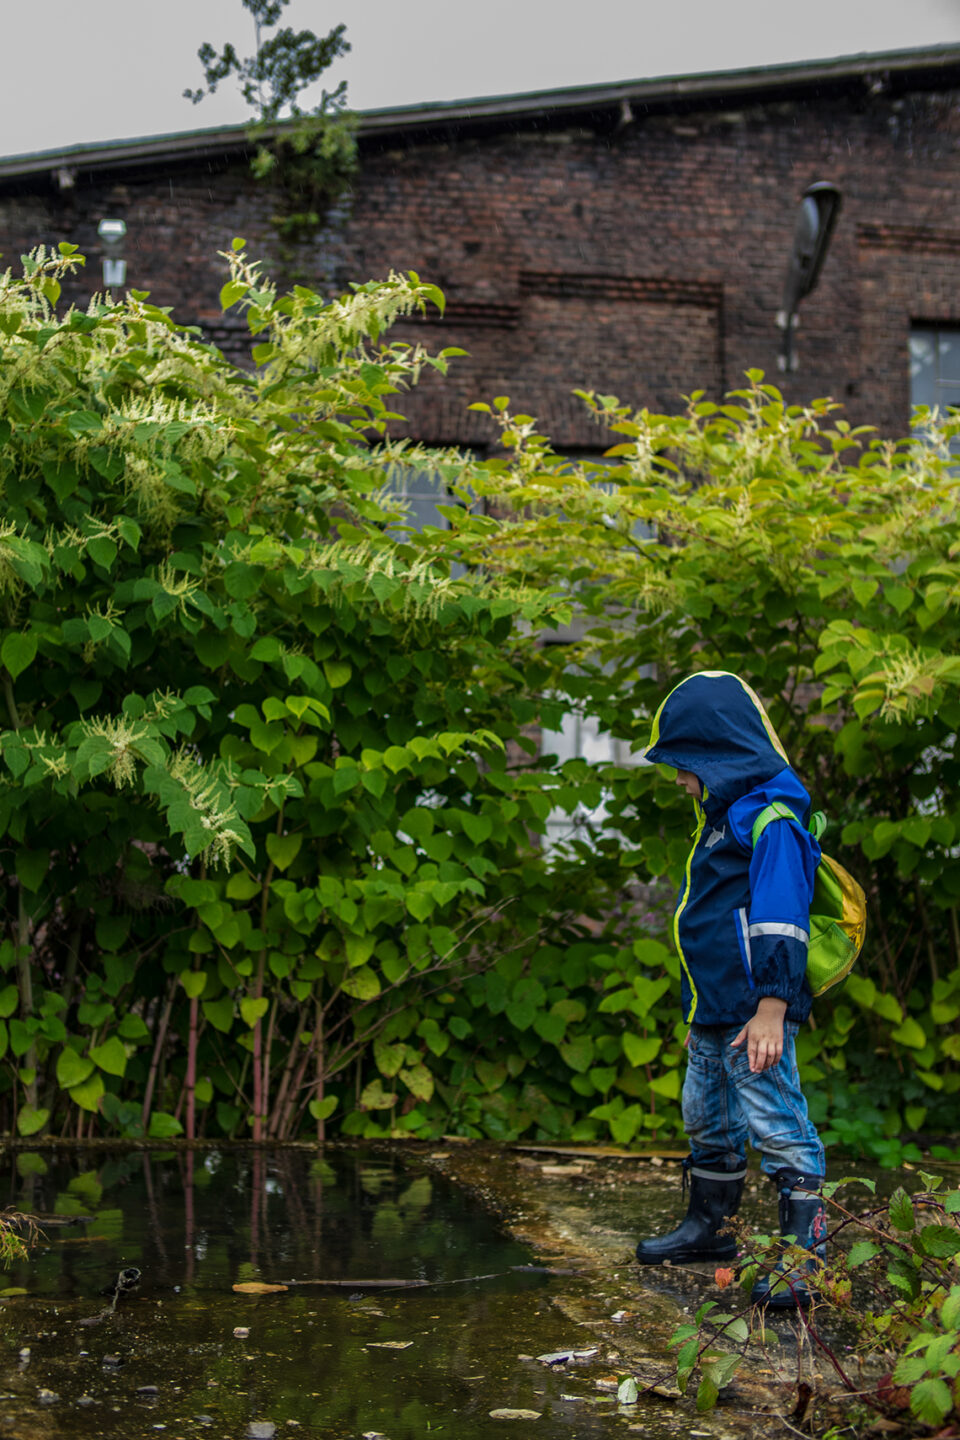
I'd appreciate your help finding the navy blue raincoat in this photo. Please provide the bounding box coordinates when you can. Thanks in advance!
[645,671,820,1027]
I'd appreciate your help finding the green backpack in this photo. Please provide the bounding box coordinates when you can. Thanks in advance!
[751,802,866,998]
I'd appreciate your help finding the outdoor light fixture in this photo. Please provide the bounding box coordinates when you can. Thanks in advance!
[777,181,842,372]
[97,218,127,289]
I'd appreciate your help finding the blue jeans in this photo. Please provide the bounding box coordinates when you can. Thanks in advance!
[682,1023,825,1178]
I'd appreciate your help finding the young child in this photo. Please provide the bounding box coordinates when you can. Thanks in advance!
[634,670,827,1308]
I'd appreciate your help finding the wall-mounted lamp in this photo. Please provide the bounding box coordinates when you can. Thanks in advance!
[97,218,127,289]
[777,182,842,372]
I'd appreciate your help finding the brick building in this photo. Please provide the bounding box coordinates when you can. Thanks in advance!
[2,44,960,450]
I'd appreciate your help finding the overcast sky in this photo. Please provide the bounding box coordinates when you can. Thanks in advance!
[2,0,959,158]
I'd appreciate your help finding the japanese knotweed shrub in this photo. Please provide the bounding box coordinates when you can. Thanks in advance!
[458,384,960,1154]
[0,243,679,1143]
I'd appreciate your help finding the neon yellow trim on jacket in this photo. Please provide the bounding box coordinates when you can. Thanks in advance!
[673,797,706,1023]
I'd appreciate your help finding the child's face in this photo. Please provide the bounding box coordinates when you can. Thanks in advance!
[675,769,702,799]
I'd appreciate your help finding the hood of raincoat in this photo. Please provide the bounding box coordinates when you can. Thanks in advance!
[645,671,790,821]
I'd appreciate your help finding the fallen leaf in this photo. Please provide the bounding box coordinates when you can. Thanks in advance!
[232,1282,288,1295]
[714,1267,735,1290]
[489,1410,542,1421]
[367,1340,413,1350]
[618,1377,639,1404]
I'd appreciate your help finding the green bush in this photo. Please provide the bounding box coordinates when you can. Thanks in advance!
[0,243,674,1142]
[460,382,960,1151]
[3,242,960,1148]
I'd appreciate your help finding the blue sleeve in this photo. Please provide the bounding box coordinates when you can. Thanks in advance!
[739,816,819,1005]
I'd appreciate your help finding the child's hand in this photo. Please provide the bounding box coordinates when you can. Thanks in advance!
[730,997,787,1073]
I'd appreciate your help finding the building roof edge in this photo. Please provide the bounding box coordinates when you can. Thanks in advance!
[1,42,958,181]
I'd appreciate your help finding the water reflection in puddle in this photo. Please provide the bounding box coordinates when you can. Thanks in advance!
[0,1148,645,1439]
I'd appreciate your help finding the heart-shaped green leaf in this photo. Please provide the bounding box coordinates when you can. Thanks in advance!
[16,1105,49,1137]
[240,997,269,1028]
[1,632,37,680]
[266,833,302,871]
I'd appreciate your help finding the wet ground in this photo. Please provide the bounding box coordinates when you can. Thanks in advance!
[0,1142,910,1439]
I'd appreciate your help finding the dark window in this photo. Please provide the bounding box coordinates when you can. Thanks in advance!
[910,327,960,450]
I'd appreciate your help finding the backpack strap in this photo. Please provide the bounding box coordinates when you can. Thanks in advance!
[751,802,826,848]
[751,801,801,849]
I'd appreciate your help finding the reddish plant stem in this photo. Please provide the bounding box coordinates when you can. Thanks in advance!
[251,953,266,1142]
[185,991,199,1142]
[142,978,176,1131]
[252,842,278,1141]
[316,999,326,1143]
[279,1032,316,1139]
[261,994,278,1139]
[267,1005,306,1137]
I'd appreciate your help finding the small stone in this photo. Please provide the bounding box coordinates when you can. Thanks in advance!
[102,1354,122,1368]
[246,1424,277,1440]
[37,1389,59,1405]
[537,1347,597,1366]
[489,1410,542,1421]
[195,1417,214,1427]
[77,1396,95,1408]
[137,1385,159,1396]
[17,1348,29,1362]
[233,1326,250,1339]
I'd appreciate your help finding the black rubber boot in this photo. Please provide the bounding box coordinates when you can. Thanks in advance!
[635,1158,746,1265]
[751,1168,827,1309]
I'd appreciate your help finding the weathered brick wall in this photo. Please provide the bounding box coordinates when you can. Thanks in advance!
[3,81,960,445]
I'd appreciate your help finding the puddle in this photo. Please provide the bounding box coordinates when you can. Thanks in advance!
[0,1147,697,1439]
[429,1145,917,1431]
